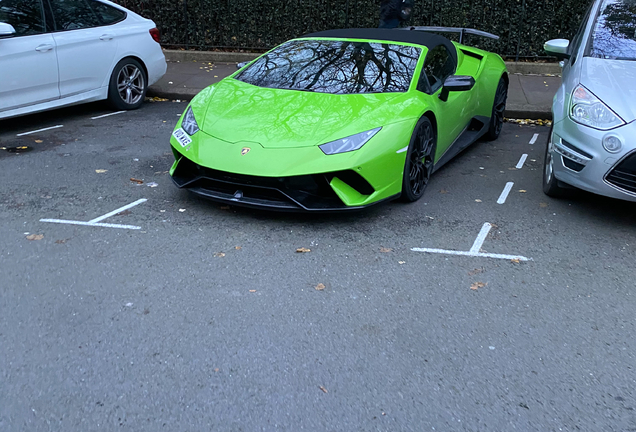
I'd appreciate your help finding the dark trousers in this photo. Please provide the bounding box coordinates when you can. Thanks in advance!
[378,18,400,29]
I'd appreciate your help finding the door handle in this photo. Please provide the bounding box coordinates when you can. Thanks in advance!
[100,34,114,41]
[35,44,54,52]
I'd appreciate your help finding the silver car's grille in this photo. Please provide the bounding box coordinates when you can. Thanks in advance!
[606,153,636,194]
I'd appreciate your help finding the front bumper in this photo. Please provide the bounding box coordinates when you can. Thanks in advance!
[550,118,636,202]
[170,156,398,211]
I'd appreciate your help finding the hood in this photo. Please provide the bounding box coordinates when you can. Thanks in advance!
[580,57,636,123]
[197,79,408,149]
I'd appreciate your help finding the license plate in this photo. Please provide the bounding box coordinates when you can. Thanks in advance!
[172,128,192,147]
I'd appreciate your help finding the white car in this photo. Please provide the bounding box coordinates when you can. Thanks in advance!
[0,0,167,120]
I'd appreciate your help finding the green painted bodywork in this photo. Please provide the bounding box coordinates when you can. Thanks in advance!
[170,36,507,208]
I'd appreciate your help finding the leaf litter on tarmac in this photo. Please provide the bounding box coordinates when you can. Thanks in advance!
[471,282,487,290]
[26,234,44,241]
[296,247,311,253]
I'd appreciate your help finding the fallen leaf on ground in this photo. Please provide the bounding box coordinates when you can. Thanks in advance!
[468,267,484,276]
[55,239,69,244]
[470,282,487,290]
[214,252,225,258]
[249,290,256,293]
[475,199,482,203]
[95,169,108,173]
[179,208,186,212]
[539,202,548,208]
[511,258,521,264]
[315,283,326,291]
[296,247,311,253]
[214,368,219,372]
[319,386,328,393]
[379,247,393,253]
[147,182,159,188]
[34,139,43,143]
[235,246,242,250]
[518,190,527,193]
[130,177,143,184]
[439,188,449,194]
[398,261,406,264]
[26,234,44,241]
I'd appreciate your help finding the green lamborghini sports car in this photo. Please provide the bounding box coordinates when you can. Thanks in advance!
[169,28,508,211]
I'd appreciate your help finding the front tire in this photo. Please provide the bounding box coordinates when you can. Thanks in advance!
[543,126,568,197]
[108,58,148,110]
[485,77,507,141]
[401,116,436,202]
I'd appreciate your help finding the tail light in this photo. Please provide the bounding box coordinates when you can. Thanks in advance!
[149,28,160,43]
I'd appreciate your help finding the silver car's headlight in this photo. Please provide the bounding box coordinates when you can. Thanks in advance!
[319,127,381,155]
[569,85,624,130]
[182,106,200,135]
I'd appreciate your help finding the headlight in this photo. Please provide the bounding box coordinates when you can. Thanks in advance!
[182,106,200,135]
[319,127,381,155]
[569,85,624,130]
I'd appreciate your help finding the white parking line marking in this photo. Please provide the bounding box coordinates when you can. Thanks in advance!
[469,223,492,253]
[529,133,539,145]
[17,125,63,136]
[396,146,409,154]
[39,219,141,230]
[411,222,531,261]
[410,248,530,261]
[88,198,147,223]
[40,198,147,230]
[497,182,514,204]
[516,154,528,169]
[91,111,126,120]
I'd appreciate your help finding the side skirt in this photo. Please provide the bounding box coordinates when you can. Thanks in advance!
[432,115,490,173]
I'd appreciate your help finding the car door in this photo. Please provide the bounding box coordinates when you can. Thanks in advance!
[46,0,118,97]
[416,44,472,161]
[0,0,60,112]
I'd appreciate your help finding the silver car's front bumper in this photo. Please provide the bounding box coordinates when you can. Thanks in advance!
[550,118,636,202]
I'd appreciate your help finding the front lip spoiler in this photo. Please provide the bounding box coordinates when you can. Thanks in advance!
[170,159,398,213]
[174,177,398,212]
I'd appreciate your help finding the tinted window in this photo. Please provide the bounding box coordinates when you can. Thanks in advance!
[589,0,636,60]
[236,39,421,94]
[422,45,455,93]
[89,0,124,24]
[49,0,100,30]
[0,0,44,36]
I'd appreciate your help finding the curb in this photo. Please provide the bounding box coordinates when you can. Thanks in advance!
[162,49,563,76]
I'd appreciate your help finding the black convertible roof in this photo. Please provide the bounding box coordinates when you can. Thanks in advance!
[304,28,456,57]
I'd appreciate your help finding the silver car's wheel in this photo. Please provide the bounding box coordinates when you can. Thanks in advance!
[108,58,148,110]
[543,126,568,197]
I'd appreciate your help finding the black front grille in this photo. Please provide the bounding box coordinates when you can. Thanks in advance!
[606,153,636,193]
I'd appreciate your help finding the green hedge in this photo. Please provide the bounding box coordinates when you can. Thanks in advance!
[114,0,590,57]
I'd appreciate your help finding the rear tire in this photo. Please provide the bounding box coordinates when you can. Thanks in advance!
[543,126,568,197]
[401,116,436,202]
[108,58,147,110]
[484,77,507,141]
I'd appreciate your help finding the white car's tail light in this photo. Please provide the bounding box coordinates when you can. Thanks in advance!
[149,28,160,43]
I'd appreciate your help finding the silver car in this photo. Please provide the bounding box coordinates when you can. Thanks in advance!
[543,0,636,201]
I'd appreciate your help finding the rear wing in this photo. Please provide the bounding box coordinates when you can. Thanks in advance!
[397,26,499,44]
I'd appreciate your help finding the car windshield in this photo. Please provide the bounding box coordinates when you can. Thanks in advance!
[589,0,636,60]
[235,39,421,94]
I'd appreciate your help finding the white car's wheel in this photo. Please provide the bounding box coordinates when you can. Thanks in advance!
[108,58,147,110]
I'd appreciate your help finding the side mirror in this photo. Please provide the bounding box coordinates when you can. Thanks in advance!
[236,61,248,70]
[439,75,475,101]
[544,39,570,60]
[0,22,16,38]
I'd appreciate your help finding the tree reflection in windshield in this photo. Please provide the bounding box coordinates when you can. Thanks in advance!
[236,39,421,94]
[591,0,636,60]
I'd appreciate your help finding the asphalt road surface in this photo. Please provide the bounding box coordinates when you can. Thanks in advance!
[2,101,636,432]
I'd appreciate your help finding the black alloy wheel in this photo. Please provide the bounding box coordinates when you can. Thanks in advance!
[401,116,436,202]
[485,77,508,140]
